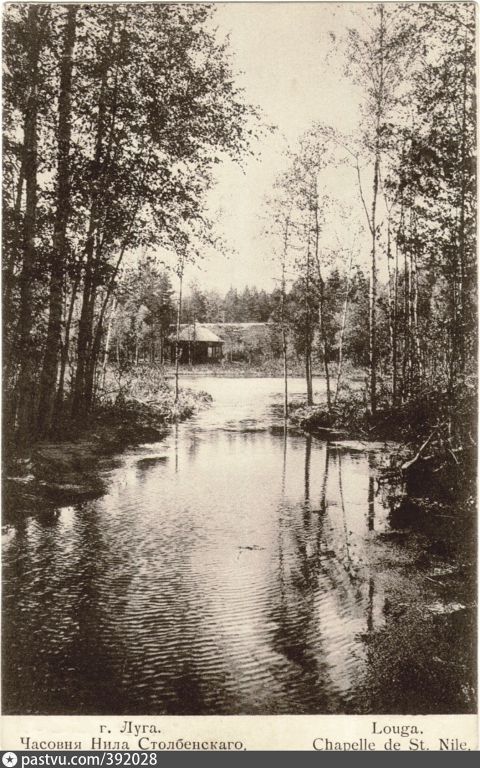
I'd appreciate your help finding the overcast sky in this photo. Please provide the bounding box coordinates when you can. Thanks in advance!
[165,2,369,294]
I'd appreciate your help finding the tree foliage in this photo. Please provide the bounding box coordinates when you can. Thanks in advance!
[3,3,259,441]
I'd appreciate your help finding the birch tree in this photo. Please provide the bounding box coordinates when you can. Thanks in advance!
[345,3,413,412]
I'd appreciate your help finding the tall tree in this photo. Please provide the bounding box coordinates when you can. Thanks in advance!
[345,3,412,412]
[2,3,260,439]
[14,6,44,443]
[37,5,77,434]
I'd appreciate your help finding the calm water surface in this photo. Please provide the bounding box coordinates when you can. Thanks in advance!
[3,377,471,714]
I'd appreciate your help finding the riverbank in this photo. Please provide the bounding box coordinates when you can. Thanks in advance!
[169,362,300,378]
[4,385,212,521]
[288,383,477,714]
[289,381,476,449]
[4,373,475,715]
[289,382,476,540]
[165,361,366,380]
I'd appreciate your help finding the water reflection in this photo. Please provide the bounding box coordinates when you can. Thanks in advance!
[2,377,467,714]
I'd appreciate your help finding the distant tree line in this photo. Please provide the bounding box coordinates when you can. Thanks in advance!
[184,284,274,324]
[108,259,372,370]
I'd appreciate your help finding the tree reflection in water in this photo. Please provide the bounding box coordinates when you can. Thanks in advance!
[269,436,387,711]
[4,377,472,714]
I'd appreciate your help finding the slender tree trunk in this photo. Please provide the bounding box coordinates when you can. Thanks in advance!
[369,164,379,413]
[305,229,313,407]
[281,216,290,419]
[3,137,27,435]
[402,236,411,400]
[334,247,353,407]
[3,155,26,324]
[83,145,152,410]
[305,350,313,405]
[392,234,399,404]
[411,235,421,388]
[457,31,469,373]
[313,195,331,411]
[386,220,400,404]
[368,4,385,415]
[82,267,102,411]
[406,249,414,395]
[15,6,41,443]
[56,274,79,413]
[282,324,288,418]
[37,6,77,435]
[72,9,117,417]
[73,240,95,414]
[174,255,185,404]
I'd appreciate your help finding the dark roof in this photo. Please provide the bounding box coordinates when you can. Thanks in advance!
[175,325,224,343]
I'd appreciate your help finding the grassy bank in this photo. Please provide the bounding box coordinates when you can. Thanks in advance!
[289,380,476,525]
[159,360,365,379]
[290,382,477,713]
[289,380,476,445]
[5,379,212,520]
[290,380,476,517]
[166,361,303,377]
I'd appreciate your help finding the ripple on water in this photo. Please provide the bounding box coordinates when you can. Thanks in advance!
[3,377,420,714]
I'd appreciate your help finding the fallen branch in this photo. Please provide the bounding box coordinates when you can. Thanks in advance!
[401,430,437,472]
[448,448,460,465]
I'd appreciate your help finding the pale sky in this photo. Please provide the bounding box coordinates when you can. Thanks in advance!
[141,1,373,295]
[191,1,367,293]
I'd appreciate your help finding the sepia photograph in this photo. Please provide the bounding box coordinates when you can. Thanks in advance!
[1,0,477,732]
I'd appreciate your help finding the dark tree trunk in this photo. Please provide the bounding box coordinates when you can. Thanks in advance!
[2,140,26,435]
[101,297,117,391]
[15,6,41,444]
[457,31,469,373]
[402,237,411,400]
[37,6,77,435]
[392,233,399,404]
[72,9,117,417]
[73,239,96,415]
[3,154,26,326]
[305,345,313,406]
[174,256,185,404]
[368,4,385,415]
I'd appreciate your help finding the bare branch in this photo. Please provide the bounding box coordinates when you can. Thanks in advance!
[356,157,373,234]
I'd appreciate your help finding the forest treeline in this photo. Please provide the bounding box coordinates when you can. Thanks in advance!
[3,3,258,444]
[264,2,476,415]
[105,259,371,372]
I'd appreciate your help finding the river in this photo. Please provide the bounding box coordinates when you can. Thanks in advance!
[2,377,474,714]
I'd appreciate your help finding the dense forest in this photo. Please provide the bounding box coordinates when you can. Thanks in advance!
[263,2,476,416]
[3,3,477,726]
[3,3,259,444]
[107,263,371,372]
[2,2,476,447]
